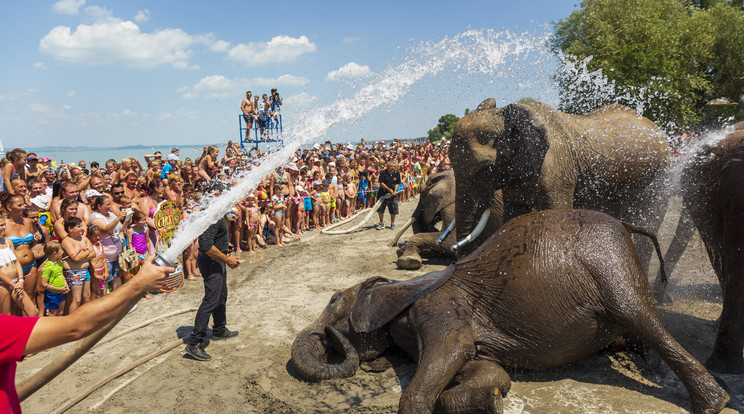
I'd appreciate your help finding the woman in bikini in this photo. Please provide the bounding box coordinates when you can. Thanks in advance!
[3,148,27,194]
[2,193,43,313]
[0,215,38,316]
[53,198,78,241]
[165,173,184,208]
[61,216,95,314]
[197,145,220,181]
[138,180,165,252]
[89,195,126,292]
[86,224,108,300]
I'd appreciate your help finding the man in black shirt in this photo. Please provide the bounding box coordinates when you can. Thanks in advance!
[185,214,241,361]
[377,161,401,229]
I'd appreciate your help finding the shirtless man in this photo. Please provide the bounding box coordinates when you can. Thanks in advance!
[60,217,94,313]
[107,183,127,216]
[10,179,30,205]
[50,182,91,224]
[241,91,258,139]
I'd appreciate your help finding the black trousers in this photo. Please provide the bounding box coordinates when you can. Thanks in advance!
[187,254,228,345]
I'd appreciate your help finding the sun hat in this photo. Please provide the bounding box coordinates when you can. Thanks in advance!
[295,185,305,193]
[85,189,103,198]
[286,162,299,171]
[67,162,79,169]
[321,179,330,186]
[26,155,38,161]
[167,153,180,161]
[328,162,336,167]
[313,180,321,186]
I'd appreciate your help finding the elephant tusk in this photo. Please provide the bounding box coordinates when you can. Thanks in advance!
[391,217,414,246]
[436,219,456,244]
[451,210,490,251]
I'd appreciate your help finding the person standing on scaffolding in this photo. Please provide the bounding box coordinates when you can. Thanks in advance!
[240,91,258,140]
[270,88,282,132]
[257,94,272,141]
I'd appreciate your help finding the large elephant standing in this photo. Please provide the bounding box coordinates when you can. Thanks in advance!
[449,99,671,261]
[394,170,503,270]
[291,210,728,414]
[656,127,744,373]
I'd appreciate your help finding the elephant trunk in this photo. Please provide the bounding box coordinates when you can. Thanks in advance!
[291,324,359,382]
[392,217,414,247]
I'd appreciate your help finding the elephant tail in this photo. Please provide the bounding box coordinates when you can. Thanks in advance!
[620,222,667,285]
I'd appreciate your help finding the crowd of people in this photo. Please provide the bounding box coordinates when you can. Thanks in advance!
[669,128,701,160]
[0,137,451,318]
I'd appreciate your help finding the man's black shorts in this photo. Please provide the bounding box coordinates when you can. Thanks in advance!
[377,195,398,215]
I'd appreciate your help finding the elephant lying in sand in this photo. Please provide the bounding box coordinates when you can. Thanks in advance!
[394,170,503,270]
[655,126,744,374]
[449,99,671,267]
[291,210,728,414]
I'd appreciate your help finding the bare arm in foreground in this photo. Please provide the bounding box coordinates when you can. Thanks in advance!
[23,257,174,355]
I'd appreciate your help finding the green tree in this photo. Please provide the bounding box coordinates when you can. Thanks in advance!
[427,114,460,142]
[704,3,744,102]
[552,0,714,128]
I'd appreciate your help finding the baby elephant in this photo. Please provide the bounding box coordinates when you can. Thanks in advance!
[291,210,729,414]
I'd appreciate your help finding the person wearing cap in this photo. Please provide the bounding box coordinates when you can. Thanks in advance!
[25,153,44,180]
[376,161,401,230]
[161,153,180,182]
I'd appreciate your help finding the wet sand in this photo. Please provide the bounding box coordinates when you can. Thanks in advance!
[17,197,743,413]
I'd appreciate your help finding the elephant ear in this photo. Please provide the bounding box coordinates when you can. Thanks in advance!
[350,265,456,333]
[502,103,553,175]
[476,98,497,111]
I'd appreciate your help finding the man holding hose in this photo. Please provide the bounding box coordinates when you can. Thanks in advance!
[0,257,174,414]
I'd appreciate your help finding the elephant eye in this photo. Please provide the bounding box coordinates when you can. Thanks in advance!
[330,292,342,304]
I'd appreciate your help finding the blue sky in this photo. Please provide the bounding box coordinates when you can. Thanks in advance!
[0,1,578,148]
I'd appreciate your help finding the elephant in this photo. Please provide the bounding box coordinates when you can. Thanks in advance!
[393,170,503,270]
[291,209,729,414]
[449,99,671,266]
[655,127,744,374]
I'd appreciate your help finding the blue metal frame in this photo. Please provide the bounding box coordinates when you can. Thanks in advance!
[239,113,283,155]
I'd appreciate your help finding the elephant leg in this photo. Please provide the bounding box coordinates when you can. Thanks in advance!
[707,260,744,374]
[653,204,695,305]
[594,255,729,413]
[397,232,457,270]
[398,299,475,414]
[435,359,512,414]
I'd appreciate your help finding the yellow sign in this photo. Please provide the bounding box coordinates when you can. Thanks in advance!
[153,201,181,249]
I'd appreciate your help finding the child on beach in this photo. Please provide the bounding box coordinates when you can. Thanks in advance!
[40,241,69,316]
[61,216,94,314]
[356,171,369,210]
[126,210,151,259]
[243,194,261,252]
[86,225,108,300]
[271,184,287,247]
[319,180,332,228]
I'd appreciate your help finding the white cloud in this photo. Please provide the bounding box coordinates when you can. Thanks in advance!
[159,108,199,121]
[27,103,54,113]
[62,105,72,110]
[284,92,318,106]
[84,5,112,21]
[194,75,232,91]
[121,109,135,116]
[180,74,309,99]
[326,62,373,81]
[134,9,150,22]
[343,37,360,44]
[249,74,310,87]
[209,40,230,53]
[226,35,317,66]
[66,90,75,97]
[33,62,48,70]
[53,0,85,15]
[39,20,199,69]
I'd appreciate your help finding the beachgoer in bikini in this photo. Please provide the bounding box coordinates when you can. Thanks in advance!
[271,185,287,247]
[344,174,356,217]
[0,215,38,316]
[86,225,108,300]
[89,195,126,292]
[2,193,43,314]
[125,210,151,278]
[138,181,164,251]
[244,194,260,252]
[3,149,27,195]
[319,179,332,228]
[197,146,220,181]
[61,217,94,314]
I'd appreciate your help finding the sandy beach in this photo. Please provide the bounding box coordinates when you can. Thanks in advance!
[17,197,743,413]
